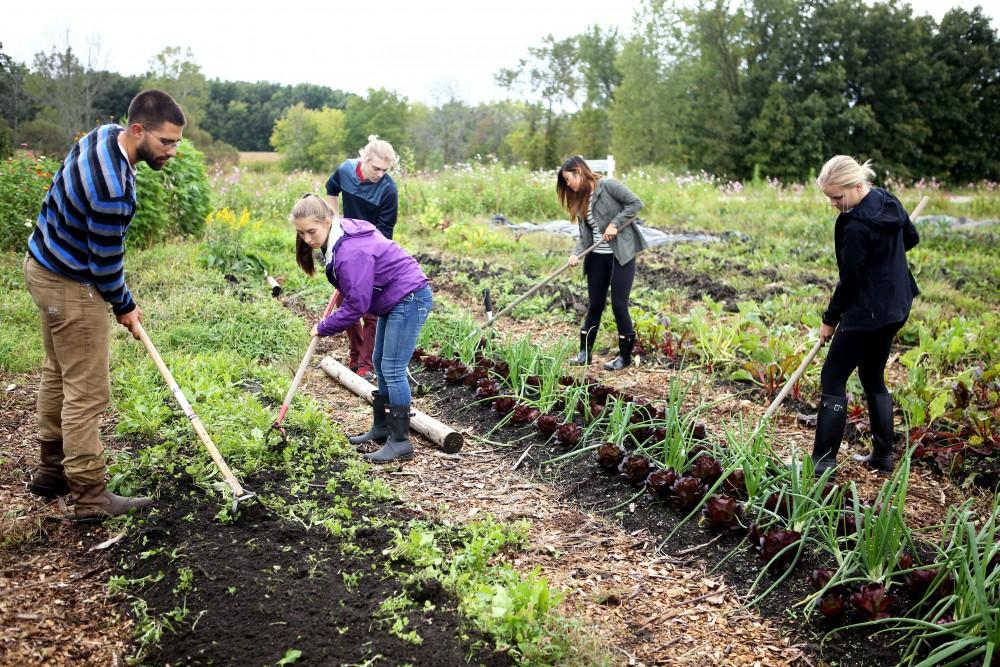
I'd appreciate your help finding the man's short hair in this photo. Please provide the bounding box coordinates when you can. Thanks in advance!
[127,90,186,129]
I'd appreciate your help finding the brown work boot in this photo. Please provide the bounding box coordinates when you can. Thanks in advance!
[69,480,153,522]
[28,439,70,499]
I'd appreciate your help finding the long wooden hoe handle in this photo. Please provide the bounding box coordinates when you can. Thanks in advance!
[468,215,640,338]
[274,289,340,425]
[135,322,249,498]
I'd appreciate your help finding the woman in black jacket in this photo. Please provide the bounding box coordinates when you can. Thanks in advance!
[557,156,647,370]
[811,155,920,476]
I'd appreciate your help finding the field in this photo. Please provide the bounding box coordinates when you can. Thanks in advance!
[1,163,998,666]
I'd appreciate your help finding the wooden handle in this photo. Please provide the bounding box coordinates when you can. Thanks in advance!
[135,322,246,497]
[468,216,639,338]
[762,338,824,421]
[909,196,929,221]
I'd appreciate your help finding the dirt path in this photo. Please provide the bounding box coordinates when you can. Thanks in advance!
[0,373,131,667]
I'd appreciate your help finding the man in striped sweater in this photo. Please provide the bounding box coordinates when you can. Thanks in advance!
[24,90,185,520]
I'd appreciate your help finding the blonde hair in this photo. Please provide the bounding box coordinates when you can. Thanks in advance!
[817,155,876,190]
[290,194,335,276]
[359,135,400,171]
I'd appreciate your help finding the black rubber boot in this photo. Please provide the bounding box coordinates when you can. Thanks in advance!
[852,393,896,473]
[569,329,597,366]
[348,391,388,449]
[811,394,848,477]
[603,333,636,371]
[29,439,70,498]
[364,404,414,464]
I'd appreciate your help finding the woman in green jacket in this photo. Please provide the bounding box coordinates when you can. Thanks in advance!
[557,156,647,370]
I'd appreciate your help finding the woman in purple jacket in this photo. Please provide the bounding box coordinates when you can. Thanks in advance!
[292,194,432,463]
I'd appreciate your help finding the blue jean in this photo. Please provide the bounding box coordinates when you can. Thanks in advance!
[374,284,433,405]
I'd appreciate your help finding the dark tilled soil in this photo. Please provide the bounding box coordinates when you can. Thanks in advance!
[120,466,513,667]
[413,367,910,667]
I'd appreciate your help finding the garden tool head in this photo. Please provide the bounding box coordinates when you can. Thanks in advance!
[267,419,289,447]
[213,480,258,512]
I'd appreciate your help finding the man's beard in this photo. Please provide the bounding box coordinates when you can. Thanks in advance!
[138,143,167,171]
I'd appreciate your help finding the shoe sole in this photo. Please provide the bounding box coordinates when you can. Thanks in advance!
[28,484,70,499]
[364,453,414,464]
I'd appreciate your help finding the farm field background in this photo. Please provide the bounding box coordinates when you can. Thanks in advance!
[2,160,999,666]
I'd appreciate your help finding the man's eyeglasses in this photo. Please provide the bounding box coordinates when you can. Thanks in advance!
[141,125,183,149]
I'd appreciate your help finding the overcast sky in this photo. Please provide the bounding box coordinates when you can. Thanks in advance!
[3,0,995,106]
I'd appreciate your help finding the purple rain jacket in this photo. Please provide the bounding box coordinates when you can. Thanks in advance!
[317,218,428,336]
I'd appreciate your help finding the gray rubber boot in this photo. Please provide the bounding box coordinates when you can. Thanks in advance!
[364,405,414,464]
[852,393,896,473]
[811,394,848,477]
[349,391,388,449]
[603,333,636,371]
[570,329,597,366]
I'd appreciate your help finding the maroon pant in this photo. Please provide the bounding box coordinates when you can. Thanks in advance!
[334,292,377,372]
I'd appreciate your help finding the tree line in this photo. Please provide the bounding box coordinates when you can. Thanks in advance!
[2,0,997,182]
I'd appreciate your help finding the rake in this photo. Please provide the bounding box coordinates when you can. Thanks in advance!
[135,322,256,511]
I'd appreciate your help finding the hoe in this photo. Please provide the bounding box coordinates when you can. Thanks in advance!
[135,322,256,511]
[269,289,339,445]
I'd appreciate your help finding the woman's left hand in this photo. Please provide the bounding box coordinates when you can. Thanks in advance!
[603,223,618,241]
[310,324,320,337]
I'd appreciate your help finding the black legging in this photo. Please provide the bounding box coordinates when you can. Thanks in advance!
[820,321,905,397]
[582,254,636,336]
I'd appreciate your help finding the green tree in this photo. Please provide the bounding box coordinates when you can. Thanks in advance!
[270,103,347,172]
[28,41,110,148]
[143,46,209,126]
[343,88,409,156]
[0,42,34,148]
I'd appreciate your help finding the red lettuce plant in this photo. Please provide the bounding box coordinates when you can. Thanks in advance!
[463,367,489,388]
[588,384,613,405]
[851,583,894,621]
[670,476,707,511]
[619,455,652,485]
[493,360,510,376]
[808,568,836,591]
[690,456,723,484]
[702,494,742,532]
[817,592,847,620]
[764,492,792,519]
[691,422,708,440]
[411,347,426,361]
[556,422,582,448]
[493,396,517,416]
[595,443,626,471]
[758,526,801,569]
[445,363,470,384]
[524,375,542,388]
[645,468,678,500]
[558,375,575,387]
[723,469,747,497]
[536,414,560,437]
[510,404,540,426]
[423,354,445,370]
[475,378,501,400]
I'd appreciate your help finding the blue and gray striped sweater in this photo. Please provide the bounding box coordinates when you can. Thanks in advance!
[28,124,137,315]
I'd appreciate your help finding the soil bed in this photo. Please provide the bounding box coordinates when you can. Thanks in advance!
[410,366,911,666]
[118,465,513,667]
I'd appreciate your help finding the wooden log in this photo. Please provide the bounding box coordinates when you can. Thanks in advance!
[319,356,464,453]
[265,274,282,297]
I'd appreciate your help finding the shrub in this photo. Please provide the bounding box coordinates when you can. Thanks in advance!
[130,138,212,248]
[0,151,59,252]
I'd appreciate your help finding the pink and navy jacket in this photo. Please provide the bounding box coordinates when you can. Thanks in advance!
[317,218,428,336]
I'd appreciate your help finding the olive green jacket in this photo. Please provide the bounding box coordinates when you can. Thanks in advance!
[572,178,647,267]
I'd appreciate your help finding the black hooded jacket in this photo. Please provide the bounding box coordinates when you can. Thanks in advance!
[823,187,920,331]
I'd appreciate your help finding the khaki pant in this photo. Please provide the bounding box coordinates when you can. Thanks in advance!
[23,254,111,485]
